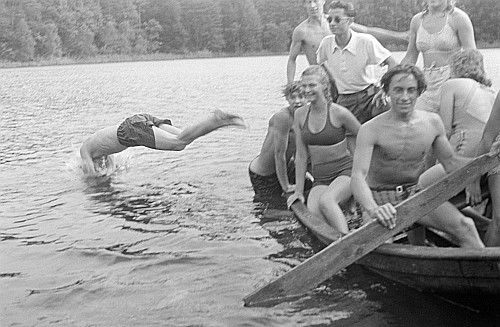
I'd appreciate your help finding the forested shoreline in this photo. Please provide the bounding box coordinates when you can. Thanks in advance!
[1,0,498,66]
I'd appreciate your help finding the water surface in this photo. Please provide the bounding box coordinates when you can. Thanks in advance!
[2,51,500,326]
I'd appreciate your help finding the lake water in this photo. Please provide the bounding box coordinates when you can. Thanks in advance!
[2,50,500,327]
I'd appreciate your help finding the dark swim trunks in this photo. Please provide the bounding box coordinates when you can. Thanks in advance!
[117,114,172,149]
[249,169,283,202]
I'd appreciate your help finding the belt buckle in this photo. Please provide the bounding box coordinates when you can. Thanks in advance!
[396,185,404,193]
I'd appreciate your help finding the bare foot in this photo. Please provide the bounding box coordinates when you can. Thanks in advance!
[214,109,247,129]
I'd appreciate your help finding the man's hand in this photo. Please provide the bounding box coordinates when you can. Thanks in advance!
[465,180,483,206]
[287,192,305,210]
[489,135,500,157]
[371,89,388,107]
[368,203,397,229]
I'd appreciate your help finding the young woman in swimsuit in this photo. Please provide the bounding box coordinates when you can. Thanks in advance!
[440,49,496,158]
[288,65,361,235]
[467,93,500,246]
[401,0,476,113]
[418,49,496,244]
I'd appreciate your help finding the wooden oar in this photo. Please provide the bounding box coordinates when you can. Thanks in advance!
[244,153,500,307]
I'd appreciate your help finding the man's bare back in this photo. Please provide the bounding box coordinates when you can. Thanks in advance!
[80,111,245,176]
[251,108,295,176]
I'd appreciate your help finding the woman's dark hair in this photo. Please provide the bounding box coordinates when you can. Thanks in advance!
[380,64,427,95]
[282,81,302,98]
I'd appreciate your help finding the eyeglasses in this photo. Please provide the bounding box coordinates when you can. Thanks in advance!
[327,16,349,24]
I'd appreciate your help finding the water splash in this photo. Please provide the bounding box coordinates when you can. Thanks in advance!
[64,146,133,181]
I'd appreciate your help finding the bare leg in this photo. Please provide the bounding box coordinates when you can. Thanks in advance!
[307,177,350,234]
[418,202,485,248]
[419,163,446,187]
[153,110,246,150]
[485,173,500,246]
[318,176,351,234]
[418,162,486,247]
[307,185,328,224]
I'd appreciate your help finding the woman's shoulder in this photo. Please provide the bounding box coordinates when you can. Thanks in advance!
[449,7,472,23]
[443,78,475,88]
[330,103,352,118]
[450,7,469,17]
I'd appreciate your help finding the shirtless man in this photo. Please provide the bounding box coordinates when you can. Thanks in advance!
[287,0,408,84]
[80,110,245,176]
[351,64,487,248]
[249,82,307,201]
[287,0,331,84]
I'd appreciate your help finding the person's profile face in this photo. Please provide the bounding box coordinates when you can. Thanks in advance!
[287,91,307,109]
[303,0,325,18]
[387,73,420,114]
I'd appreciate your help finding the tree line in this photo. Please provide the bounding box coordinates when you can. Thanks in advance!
[0,0,498,62]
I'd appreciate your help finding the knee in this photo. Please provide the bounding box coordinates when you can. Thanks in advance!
[169,141,187,151]
[318,193,338,211]
[457,216,478,235]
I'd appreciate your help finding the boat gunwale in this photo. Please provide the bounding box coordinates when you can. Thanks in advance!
[372,243,500,261]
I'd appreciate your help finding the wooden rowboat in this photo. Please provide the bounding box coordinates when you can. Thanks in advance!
[357,238,500,296]
[244,155,500,306]
[292,198,500,297]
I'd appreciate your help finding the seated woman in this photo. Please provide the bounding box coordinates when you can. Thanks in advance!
[288,65,361,235]
[439,49,496,158]
[468,92,500,246]
[419,49,497,243]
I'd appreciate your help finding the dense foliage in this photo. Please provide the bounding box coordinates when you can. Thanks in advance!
[0,0,497,62]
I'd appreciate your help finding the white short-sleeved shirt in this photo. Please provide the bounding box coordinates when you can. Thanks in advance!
[316,31,392,94]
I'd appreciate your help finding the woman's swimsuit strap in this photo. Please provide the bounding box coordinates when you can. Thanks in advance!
[301,106,346,146]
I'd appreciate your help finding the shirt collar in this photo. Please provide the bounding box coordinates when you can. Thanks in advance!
[331,30,359,55]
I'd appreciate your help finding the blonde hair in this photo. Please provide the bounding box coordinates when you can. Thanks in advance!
[422,0,456,14]
[301,65,333,104]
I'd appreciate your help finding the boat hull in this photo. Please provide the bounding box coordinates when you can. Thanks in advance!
[358,244,500,295]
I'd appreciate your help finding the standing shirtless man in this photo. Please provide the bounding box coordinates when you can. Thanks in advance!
[287,0,331,84]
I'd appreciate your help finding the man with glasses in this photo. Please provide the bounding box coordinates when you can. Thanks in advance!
[287,0,406,86]
[317,1,397,124]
